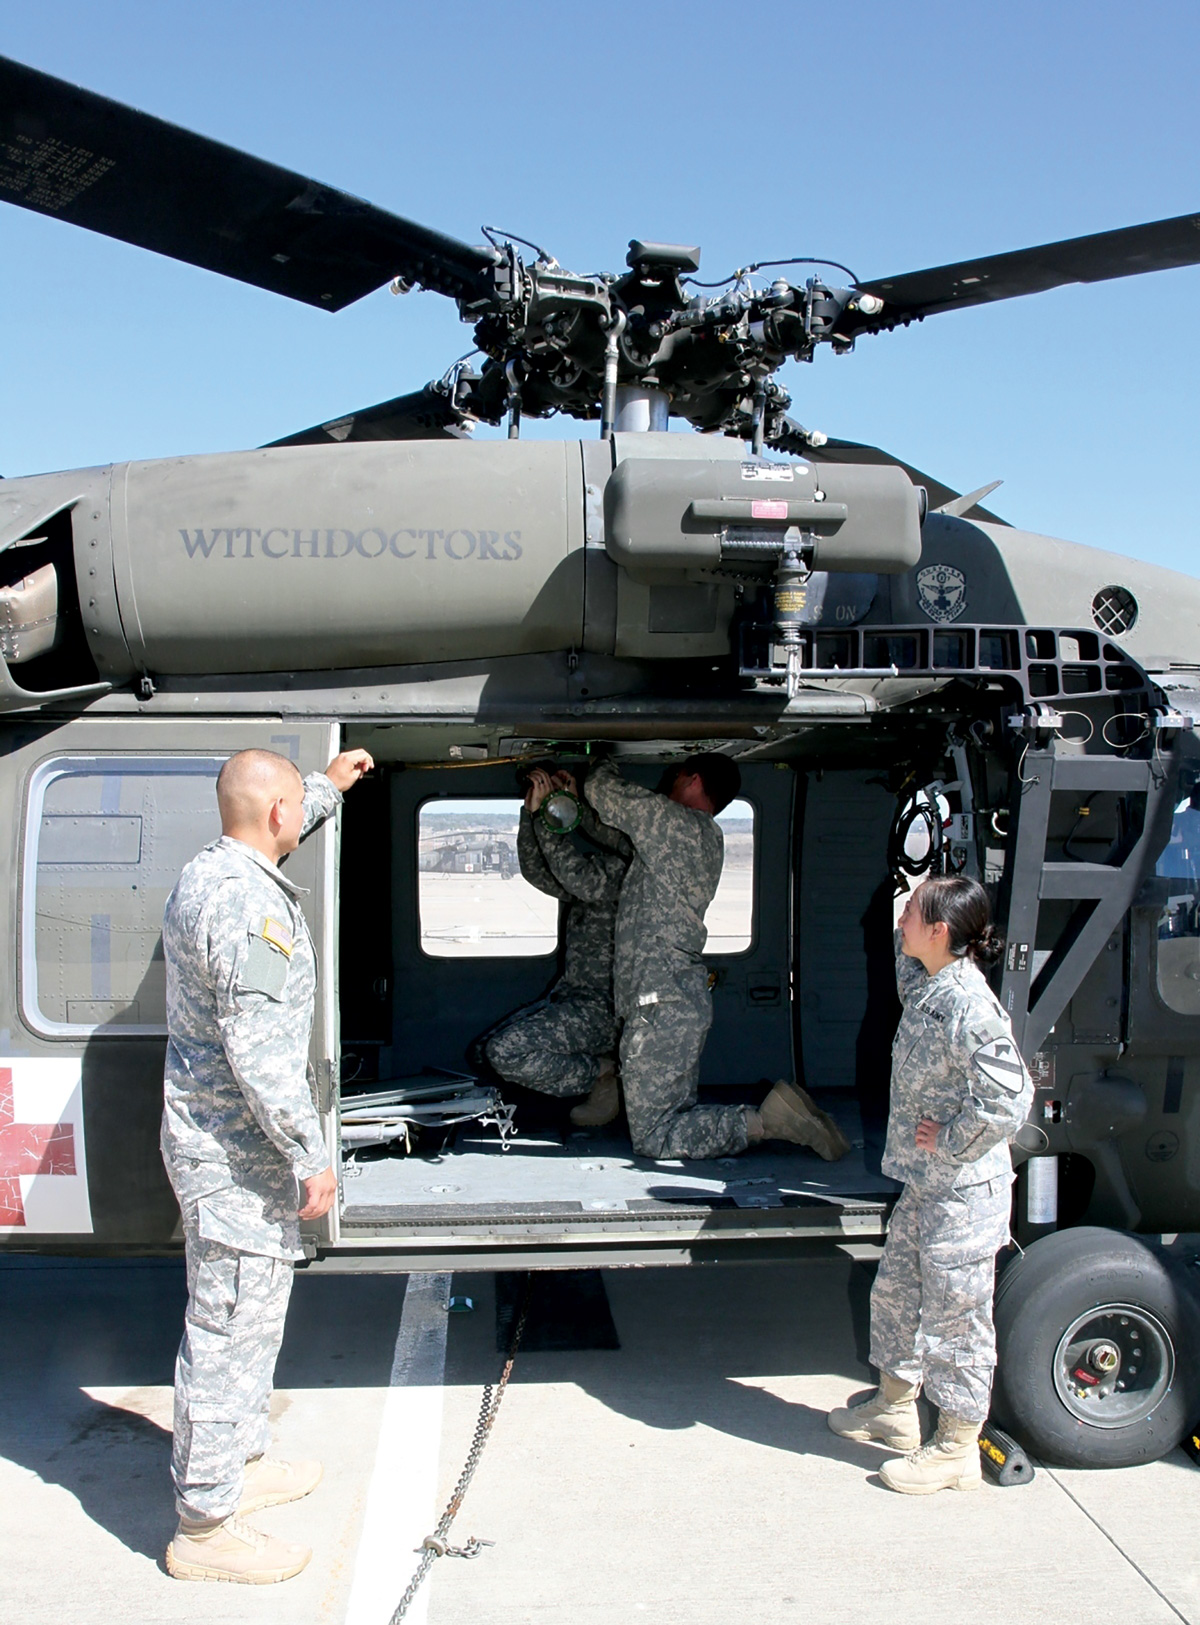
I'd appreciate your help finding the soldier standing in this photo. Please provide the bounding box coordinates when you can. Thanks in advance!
[584,755,849,1161]
[161,745,372,1583]
[487,766,629,1126]
[828,874,1033,1493]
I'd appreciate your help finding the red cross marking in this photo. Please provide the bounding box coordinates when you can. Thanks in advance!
[0,1066,77,1227]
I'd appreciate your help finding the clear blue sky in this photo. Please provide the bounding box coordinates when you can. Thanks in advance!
[2,0,1198,576]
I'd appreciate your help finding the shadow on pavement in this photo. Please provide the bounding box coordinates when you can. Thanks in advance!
[445,1261,890,1472]
[0,1259,404,1561]
[31,1392,176,1561]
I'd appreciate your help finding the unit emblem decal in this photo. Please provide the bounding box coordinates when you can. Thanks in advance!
[740,460,801,481]
[916,563,967,624]
[0,1058,91,1233]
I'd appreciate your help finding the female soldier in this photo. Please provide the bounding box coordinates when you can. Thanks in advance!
[828,875,1033,1493]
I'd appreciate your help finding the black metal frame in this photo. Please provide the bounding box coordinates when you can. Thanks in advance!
[998,750,1178,1056]
[739,619,1156,702]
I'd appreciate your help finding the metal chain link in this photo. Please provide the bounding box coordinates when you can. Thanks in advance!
[388,1279,531,1625]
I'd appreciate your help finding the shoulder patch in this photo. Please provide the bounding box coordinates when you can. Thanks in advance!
[972,1036,1026,1093]
[240,929,290,1000]
[260,917,293,957]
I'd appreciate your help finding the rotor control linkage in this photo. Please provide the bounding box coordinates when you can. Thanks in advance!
[599,311,627,441]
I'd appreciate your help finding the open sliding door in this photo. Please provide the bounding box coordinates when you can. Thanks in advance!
[0,716,339,1253]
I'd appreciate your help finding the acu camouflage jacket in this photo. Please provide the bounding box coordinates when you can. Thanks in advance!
[585,760,723,1016]
[160,773,341,1259]
[885,931,1034,1196]
[517,806,628,1000]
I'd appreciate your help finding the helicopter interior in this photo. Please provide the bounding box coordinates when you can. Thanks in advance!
[332,736,915,1229]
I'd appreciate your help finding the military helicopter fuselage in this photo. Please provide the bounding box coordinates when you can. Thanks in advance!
[3,51,1200,1472]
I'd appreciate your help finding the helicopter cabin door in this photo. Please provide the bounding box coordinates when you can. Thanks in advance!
[0,717,341,1255]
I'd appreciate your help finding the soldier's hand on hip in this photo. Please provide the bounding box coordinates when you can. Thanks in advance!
[299,1165,338,1219]
[324,749,374,792]
[914,1118,942,1152]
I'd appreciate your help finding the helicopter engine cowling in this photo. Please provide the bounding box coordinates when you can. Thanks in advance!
[81,440,590,679]
[0,436,924,692]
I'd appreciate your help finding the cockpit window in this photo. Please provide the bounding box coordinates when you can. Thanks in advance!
[1154,778,1200,1017]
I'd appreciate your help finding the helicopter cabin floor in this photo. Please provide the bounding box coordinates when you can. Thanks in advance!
[338,1094,895,1226]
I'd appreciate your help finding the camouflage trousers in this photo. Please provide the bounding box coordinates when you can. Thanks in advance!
[172,1224,294,1520]
[619,972,749,1160]
[870,1176,1012,1424]
[487,991,619,1096]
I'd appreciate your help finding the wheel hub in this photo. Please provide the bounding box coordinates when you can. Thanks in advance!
[1053,1303,1175,1429]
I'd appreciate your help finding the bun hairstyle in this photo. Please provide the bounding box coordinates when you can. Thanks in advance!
[916,875,1004,968]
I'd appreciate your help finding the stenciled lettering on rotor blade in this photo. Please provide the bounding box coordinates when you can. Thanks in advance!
[176,527,524,561]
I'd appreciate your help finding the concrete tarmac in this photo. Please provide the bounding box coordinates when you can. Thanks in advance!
[2,1254,1198,1624]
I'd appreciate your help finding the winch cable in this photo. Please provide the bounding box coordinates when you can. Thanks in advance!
[388,1279,532,1624]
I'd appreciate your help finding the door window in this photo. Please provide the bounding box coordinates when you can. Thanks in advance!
[418,799,559,957]
[707,798,755,954]
[23,756,224,1035]
[416,794,756,958]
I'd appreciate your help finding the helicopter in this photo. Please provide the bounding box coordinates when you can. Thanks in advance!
[2,51,1200,1473]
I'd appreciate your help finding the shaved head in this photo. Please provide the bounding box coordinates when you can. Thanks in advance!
[217,749,303,833]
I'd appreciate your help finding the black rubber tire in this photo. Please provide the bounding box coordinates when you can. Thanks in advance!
[992,1226,1200,1468]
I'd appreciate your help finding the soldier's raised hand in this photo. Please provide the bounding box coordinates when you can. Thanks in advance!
[324,749,374,792]
[524,767,554,812]
[551,769,579,798]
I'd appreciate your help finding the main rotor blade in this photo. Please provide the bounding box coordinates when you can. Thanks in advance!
[772,422,1007,524]
[851,211,1200,332]
[264,385,472,447]
[0,55,497,309]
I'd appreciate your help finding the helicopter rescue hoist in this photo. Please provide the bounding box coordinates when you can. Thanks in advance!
[2,51,1200,1473]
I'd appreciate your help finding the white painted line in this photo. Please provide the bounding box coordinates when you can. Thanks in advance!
[344,1271,452,1625]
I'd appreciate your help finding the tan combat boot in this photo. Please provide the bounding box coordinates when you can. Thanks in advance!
[165,1514,312,1583]
[757,1080,851,1161]
[879,1412,984,1494]
[240,1454,324,1514]
[570,1056,620,1128]
[827,1372,922,1450]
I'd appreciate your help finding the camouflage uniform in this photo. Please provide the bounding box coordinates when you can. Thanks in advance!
[160,773,341,1521]
[585,760,748,1160]
[486,807,626,1095]
[870,932,1033,1423]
